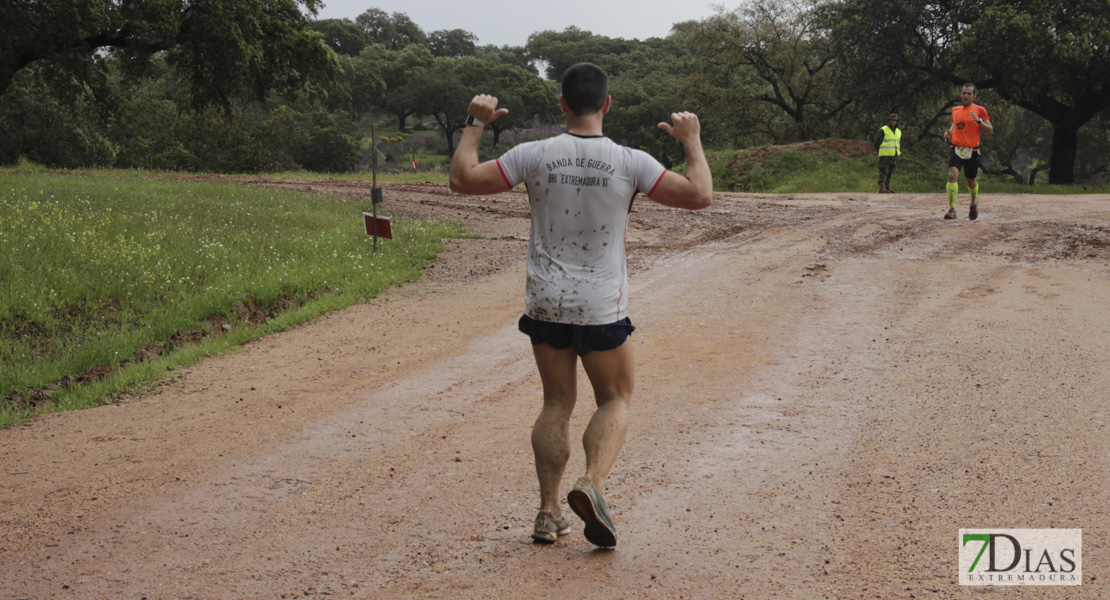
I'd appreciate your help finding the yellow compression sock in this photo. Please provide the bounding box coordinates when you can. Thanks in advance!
[947,182,959,207]
[970,183,979,205]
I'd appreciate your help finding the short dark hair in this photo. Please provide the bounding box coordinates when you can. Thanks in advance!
[561,63,608,117]
[962,83,977,93]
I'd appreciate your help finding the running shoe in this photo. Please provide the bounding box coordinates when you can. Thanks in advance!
[567,477,617,547]
[969,203,978,220]
[944,207,957,220]
[532,511,571,543]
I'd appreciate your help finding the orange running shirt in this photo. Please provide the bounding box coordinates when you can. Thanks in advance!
[950,104,990,149]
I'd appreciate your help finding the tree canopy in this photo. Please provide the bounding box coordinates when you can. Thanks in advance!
[0,0,340,107]
[525,27,638,81]
[309,18,371,57]
[360,43,435,131]
[428,29,479,58]
[691,0,851,145]
[2,4,1107,182]
[355,8,426,50]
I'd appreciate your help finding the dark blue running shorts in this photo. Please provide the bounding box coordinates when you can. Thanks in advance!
[518,315,635,357]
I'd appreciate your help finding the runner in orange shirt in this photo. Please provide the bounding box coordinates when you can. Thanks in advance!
[944,83,994,220]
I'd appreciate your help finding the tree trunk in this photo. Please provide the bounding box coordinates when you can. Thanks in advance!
[432,113,456,156]
[0,71,15,100]
[445,125,457,156]
[1048,121,1079,184]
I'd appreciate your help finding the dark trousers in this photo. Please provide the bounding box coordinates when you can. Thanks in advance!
[878,157,897,185]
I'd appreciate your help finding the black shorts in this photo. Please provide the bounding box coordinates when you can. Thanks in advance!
[518,314,635,357]
[948,147,981,179]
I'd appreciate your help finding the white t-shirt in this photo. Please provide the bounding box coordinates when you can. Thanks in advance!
[497,133,667,325]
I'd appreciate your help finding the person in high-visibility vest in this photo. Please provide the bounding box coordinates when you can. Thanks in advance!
[877,113,901,193]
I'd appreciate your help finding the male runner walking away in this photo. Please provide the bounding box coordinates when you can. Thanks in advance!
[944,83,993,220]
[449,62,712,547]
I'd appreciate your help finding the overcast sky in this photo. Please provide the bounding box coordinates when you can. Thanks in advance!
[313,0,724,48]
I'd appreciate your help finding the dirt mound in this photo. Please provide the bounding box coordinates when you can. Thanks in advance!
[736,138,874,163]
[725,138,875,184]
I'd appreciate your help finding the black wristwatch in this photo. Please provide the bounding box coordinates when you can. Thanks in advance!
[465,115,485,128]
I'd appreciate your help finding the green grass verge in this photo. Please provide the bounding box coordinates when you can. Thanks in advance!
[0,170,470,428]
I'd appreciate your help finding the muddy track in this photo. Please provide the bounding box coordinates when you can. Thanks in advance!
[3,181,1109,599]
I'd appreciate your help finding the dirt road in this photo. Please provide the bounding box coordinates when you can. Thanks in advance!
[3,182,1109,599]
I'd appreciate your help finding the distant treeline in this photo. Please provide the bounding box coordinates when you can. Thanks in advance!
[2,0,1107,183]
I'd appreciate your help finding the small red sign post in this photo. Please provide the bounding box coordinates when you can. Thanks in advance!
[365,124,390,251]
[363,212,392,239]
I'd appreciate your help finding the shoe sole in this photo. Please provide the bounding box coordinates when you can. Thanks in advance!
[568,486,617,547]
[969,207,978,220]
[530,527,571,543]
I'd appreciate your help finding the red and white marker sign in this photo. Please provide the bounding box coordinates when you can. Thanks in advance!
[363,212,393,239]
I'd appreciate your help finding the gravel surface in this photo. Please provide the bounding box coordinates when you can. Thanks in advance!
[3,181,1109,599]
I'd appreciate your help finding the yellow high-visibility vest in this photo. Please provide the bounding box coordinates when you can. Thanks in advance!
[879,125,901,157]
